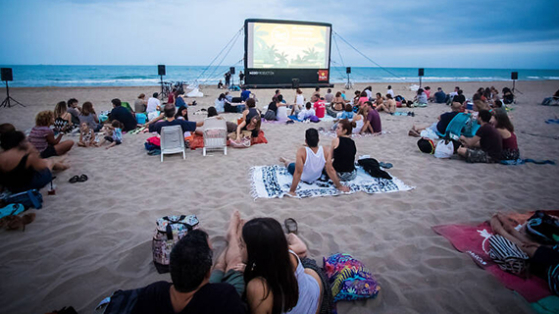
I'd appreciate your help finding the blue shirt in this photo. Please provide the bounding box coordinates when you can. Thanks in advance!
[241,90,251,101]
[149,119,196,134]
[175,96,186,107]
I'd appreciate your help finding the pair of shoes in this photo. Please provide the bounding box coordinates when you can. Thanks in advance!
[69,174,88,183]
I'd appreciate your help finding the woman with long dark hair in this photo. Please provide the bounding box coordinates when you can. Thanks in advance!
[175,105,189,121]
[242,218,323,314]
[492,110,519,160]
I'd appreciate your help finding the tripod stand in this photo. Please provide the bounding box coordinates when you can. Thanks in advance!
[0,80,25,108]
[344,72,353,89]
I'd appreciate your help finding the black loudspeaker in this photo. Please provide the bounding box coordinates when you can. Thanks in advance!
[292,78,300,89]
[346,67,351,74]
[1,68,13,81]
[158,65,166,76]
[230,67,235,75]
[418,68,424,77]
[511,72,518,80]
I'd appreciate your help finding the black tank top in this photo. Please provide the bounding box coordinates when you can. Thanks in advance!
[333,137,356,173]
[0,154,34,190]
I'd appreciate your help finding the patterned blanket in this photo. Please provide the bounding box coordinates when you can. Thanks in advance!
[250,165,413,199]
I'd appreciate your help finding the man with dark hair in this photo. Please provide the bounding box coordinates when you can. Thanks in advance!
[110,98,137,131]
[133,230,246,314]
[240,87,251,102]
[66,98,81,125]
[280,128,348,196]
[434,87,447,103]
[324,88,334,103]
[457,110,502,163]
[453,90,466,105]
[147,92,161,113]
[148,104,203,134]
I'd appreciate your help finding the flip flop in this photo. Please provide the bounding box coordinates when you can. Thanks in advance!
[284,218,298,234]
[77,174,88,182]
[379,162,393,169]
[0,203,25,220]
[69,175,80,183]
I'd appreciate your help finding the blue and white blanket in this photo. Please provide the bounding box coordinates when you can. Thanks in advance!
[250,165,413,199]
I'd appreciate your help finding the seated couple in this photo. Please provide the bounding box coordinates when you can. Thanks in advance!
[131,211,326,314]
[280,122,358,196]
[457,110,518,163]
[148,104,204,135]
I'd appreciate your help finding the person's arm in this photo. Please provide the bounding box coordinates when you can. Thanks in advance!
[27,152,49,171]
[246,279,273,314]
[46,131,63,145]
[460,135,480,148]
[288,148,306,196]
[360,120,369,134]
[235,111,248,140]
[324,144,350,193]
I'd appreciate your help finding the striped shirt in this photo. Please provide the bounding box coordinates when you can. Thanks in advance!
[28,126,53,152]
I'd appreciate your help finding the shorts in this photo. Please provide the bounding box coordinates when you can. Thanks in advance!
[40,145,58,159]
[209,269,245,297]
[104,136,122,145]
[466,148,491,163]
[337,169,357,181]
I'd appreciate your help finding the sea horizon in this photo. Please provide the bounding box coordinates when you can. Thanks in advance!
[2,65,558,88]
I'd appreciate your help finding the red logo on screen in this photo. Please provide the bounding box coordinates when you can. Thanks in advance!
[318,70,328,81]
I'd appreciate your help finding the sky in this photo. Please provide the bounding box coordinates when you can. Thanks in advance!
[1,0,558,69]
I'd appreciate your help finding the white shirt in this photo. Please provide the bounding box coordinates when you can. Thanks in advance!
[365,90,373,99]
[147,97,161,113]
[387,89,395,98]
[300,146,326,183]
[295,94,304,106]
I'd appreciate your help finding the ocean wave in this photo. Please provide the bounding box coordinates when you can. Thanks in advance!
[544,76,559,80]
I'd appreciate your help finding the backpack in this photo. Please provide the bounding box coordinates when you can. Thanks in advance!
[526,211,559,244]
[152,215,199,273]
[323,253,381,302]
[489,234,529,275]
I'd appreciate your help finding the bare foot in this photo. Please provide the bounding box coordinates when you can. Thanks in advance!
[52,162,70,171]
[227,211,241,241]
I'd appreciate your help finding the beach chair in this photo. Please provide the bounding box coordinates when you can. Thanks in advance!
[160,125,186,162]
[202,117,228,156]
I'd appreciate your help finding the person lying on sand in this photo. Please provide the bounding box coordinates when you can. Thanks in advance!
[279,128,349,197]
[490,212,559,295]
[149,104,204,136]
[409,102,462,138]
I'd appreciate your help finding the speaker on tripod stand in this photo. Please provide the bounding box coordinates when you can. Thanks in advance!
[345,67,353,89]
[418,68,424,88]
[158,65,166,99]
[1,68,25,108]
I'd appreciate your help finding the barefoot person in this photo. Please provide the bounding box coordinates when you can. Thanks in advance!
[279,128,349,196]
[235,98,261,142]
[0,130,69,193]
[457,110,502,163]
[28,110,74,158]
[327,119,357,182]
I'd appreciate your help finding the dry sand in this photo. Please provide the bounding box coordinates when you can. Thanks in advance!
[0,80,558,314]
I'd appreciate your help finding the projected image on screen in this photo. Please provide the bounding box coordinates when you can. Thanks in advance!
[248,22,330,69]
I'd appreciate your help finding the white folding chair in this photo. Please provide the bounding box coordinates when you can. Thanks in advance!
[202,117,228,156]
[160,125,186,162]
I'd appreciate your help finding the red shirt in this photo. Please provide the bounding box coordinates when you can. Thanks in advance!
[313,101,326,118]
[168,94,175,104]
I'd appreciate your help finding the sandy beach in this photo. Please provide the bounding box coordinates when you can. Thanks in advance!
[1,80,558,314]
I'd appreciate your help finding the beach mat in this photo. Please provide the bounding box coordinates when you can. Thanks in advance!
[250,165,413,199]
[432,212,559,303]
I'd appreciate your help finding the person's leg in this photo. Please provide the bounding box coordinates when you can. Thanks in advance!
[287,233,307,258]
[54,140,74,156]
[224,212,244,273]
[457,146,468,158]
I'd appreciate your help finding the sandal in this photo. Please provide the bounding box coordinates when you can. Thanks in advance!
[284,218,298,234]
[68,175,80,183]
[77,174,88,182]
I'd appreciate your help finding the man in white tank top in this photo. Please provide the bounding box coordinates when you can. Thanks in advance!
[280,128,348,197]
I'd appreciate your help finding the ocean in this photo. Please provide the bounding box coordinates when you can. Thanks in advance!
[2,65,558,88]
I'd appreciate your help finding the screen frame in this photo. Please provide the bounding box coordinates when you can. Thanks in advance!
[244,18,333,88]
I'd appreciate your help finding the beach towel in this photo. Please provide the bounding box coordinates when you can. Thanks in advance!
[432,217,554,303]
[323,253,380,303]
[500,159,555,166]
[249,165,412,199]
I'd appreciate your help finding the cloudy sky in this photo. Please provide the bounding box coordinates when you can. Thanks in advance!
[1,0,558,69]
